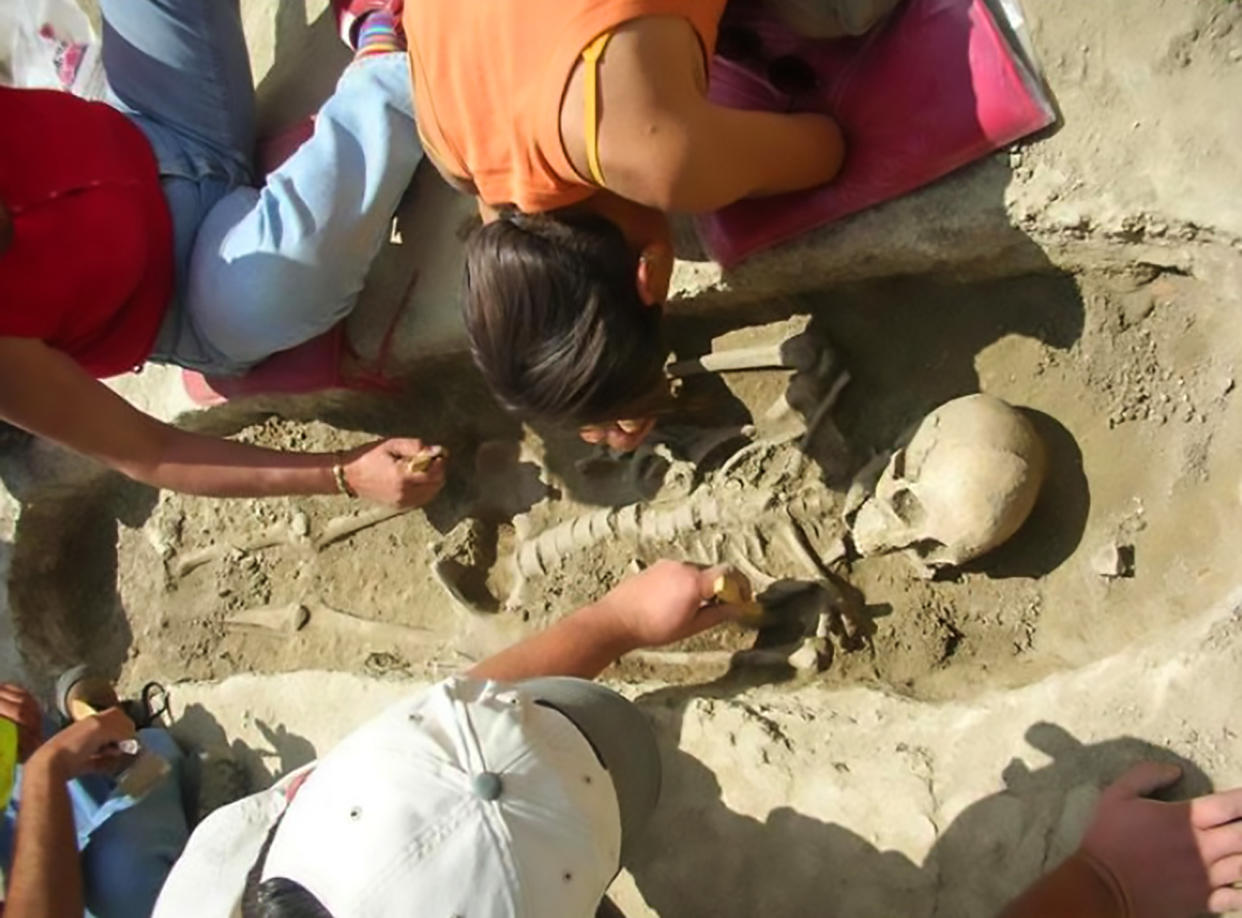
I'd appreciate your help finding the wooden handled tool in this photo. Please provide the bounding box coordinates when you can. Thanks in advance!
[404,446,444,474]
[712,570,770,628]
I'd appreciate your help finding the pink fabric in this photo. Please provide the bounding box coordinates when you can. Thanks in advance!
[183,117,389,408]
[696,0,1054,266]
[182,323,356,407]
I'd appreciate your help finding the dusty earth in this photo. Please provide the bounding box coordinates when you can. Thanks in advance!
[2,0,1242,914]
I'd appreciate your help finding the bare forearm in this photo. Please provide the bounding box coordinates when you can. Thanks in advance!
[731,110,845,199]
[0,338,344,500]
[118,427,339,499]
[998,852,1126,918]
[469,603,637,681]
[7,754,83,918]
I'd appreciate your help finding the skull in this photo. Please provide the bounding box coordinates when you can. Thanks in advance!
[849,394,1046,572]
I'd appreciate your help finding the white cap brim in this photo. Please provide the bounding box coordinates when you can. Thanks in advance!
[152,764,310,918]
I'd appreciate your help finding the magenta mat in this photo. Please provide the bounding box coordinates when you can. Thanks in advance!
[696,0,1055,267]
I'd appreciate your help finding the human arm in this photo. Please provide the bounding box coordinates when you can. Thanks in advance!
[610,103,845,213]
[999,762,1242,918]
[5,709,135,918]
[469,561,739,681]
[0,684,44,763]
[0,337,445,506]
[582,20,845,214]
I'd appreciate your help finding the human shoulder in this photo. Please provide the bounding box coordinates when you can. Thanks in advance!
[560,15,709,201]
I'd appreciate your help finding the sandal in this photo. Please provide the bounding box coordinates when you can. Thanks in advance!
[55,665,169,729]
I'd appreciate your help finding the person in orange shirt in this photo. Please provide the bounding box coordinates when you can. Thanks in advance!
[402,0,902,451]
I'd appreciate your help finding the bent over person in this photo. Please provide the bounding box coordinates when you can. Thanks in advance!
[404,0,904,452]
[0,0,443,507]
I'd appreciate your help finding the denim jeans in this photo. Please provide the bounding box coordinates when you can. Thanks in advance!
[99,0,424,375]
[0,728,189,918]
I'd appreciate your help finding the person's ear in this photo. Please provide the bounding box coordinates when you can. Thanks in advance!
[635,243,673,307]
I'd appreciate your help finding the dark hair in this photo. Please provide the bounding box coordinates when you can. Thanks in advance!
[463,210,669,426]
[241,813,333,918]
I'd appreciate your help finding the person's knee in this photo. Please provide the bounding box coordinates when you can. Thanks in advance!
[188,187,355,362]
[462,211,670,427]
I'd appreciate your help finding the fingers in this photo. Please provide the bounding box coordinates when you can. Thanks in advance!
[387,443,447,469]
[579,421,656,452]
[384,438,432,459]
[1201,821,1242,865]
[1193,785,1242,830]
[42,707,136,778]
[687,601,732,636]
[0,684,43,759]
[0,683,36,717]
[696,564,736,603]
[1104,761,1182,801]
[1208,852,1242,888]
[605,419,655,453]
[1208,886,1242,914]
[86,707,136,746]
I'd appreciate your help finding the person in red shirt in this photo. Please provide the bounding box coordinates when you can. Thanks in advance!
[0,0,442,507]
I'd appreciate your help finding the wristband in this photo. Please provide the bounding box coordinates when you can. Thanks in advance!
[332,453,357,498]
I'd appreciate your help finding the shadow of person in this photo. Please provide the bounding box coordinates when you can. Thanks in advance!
[926,722,1212,917]
[170,702,320,822]
[255,718,319,777]
[624,684,1213,918]
[254,0,350,131]
[4,486,149,695]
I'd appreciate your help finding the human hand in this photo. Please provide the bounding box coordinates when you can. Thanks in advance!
[0,684,43,761]
[592,561,742,650]
[578,418,656,453]
[29,708,135,781]
[341,439,447,507]
[1080,762,1242,917]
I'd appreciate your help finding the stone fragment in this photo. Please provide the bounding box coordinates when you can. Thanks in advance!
[1091,542,1135,578]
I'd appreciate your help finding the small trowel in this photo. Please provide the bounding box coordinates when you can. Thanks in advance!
[711,570,771,628]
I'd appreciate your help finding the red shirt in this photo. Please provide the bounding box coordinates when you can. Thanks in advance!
[0,87,173,378]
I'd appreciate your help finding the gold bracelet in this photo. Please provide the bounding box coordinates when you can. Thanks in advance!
[332,453,356,498]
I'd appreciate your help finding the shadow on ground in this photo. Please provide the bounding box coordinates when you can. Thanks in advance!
[629,683,1208,917]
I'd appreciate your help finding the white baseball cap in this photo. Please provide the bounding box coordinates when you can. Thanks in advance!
[155,676,660,918]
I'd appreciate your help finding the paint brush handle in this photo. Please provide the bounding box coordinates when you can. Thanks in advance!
[404,445,444,474]
[711,570,769,627]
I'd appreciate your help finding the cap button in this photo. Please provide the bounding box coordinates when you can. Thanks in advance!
[472,771,504,801]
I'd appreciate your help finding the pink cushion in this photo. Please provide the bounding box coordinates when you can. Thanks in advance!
[181,323,347,407]
[696,0,1055,266]
[182,116,352,407]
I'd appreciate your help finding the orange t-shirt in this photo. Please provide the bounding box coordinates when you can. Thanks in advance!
[404,0,727,213]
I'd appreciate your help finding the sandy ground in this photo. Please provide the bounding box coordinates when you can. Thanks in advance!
[167,584,1242,917]
[1,0,1242,913]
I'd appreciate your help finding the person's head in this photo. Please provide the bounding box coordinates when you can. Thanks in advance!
[463,209,674,433]
[241,814,331,917]
[211,678,661,918]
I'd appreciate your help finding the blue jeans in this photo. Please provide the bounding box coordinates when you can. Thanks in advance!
[99,0,424,375]
[0,728,189,918]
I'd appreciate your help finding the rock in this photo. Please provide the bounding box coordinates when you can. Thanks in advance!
[1091,542,1135,578]
[290,510,310,538]
[788,637,829,673]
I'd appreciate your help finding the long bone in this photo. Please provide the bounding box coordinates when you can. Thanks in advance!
[668,332,824,377]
